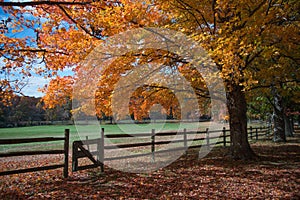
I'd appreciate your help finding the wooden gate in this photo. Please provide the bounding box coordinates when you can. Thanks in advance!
[72,128,104,172]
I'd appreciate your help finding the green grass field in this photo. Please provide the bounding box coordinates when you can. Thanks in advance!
[0,121,266,152]
[0,122,216,138]
[0,122,221,151]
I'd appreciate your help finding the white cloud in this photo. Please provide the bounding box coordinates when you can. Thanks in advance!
[21,68,75,97]
[21,76,50,97]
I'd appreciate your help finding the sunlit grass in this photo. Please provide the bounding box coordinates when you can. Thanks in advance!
[0,121,266,152]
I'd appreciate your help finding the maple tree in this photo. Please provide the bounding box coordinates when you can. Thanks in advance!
[157,0,300,158]
[87,48,213,122]
[1,0,299,160]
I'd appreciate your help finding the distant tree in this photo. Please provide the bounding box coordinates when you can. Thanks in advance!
[43,96,72,122]
[0,96,46,127]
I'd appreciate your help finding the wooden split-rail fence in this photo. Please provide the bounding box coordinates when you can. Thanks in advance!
[0,125,274,176]
[72,126,272,172]
[0,129,69,178]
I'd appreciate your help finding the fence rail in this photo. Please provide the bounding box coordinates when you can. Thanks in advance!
[0,129,69,178]
[73,125,272,172]
[0,126,274,176]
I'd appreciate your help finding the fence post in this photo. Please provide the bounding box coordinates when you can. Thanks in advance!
[249,126,252,140]
[151,129,155,162]
[64,129,69,178]
[260,127,263,137]
[255,127,258,140]
[268,124,272,136]
[183,128,187,149]
[72,142,78,172]
[206,128,209,149]
[86,136,90,151]
[99,128,104,172]
[222,127,226,147]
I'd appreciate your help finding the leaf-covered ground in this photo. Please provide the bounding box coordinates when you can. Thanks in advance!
[1,134,299,199]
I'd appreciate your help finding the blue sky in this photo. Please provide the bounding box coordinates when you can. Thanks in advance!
[0,5,44,97]
[21,77,49,97]
[21,69,74,97]
[1,2,74,97]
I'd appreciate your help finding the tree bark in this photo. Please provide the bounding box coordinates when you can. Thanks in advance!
[284,115,294,137]
[271,86,286,142]
[227,84,256,160]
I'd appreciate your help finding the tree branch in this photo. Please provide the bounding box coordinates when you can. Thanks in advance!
[0,1,92,7]
[57,4,102,39]
[244,49,263,69]
[249,79,300,91]
[212,0,217,34]
[248,0,268,17]
[176,0,213,35]
[17,48,69,55]
[266,0,272,16]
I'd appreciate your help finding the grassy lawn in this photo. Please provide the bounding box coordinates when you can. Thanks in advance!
[0,125,76,138]
[0,121,266,152]
[0,121,266,138]
[0,122,202,150]
[0,122,224,152]
[0,121,222,138]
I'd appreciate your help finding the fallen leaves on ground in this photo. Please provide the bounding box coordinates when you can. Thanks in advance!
[0,134,299,199]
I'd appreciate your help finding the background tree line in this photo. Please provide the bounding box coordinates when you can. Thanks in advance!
[0,95,72,127]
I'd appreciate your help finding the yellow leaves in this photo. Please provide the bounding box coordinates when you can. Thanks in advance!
[0,80,15,107]
[158,0,299,92]
[11,28,23,33]
[41,76,74,109]
[1,0,166,107]
[1,0,297,120]
[58,27,66,33]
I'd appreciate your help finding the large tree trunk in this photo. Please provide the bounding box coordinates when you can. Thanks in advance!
[271,87,286,142]
[284,115,294,137]
[227,84,256,160]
